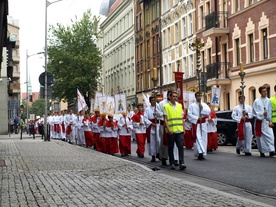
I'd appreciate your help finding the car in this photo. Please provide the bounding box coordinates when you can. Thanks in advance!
[215,110,257,148]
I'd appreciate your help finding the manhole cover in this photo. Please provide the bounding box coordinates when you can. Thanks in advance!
[0,160,6,167]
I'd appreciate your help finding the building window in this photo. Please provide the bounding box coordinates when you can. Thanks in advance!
[147,40,150,58]
[199,5,204,29]
[234,0,239,12]
[182,17,186,39]
[168,64,172,83]
[188,13,193,36]
[206,1,210,15]
[235,38,240,66]
[175,23,179,43]
[248,33,254,62]
[262,28,268,59]
[163,30,167,48]
[183,57,187,77]
[207,48,211,64]
[189,54,194,77]
[168,27,171,46]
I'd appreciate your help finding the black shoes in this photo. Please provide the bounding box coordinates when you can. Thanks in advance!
[179,163,186,170]
[245,152,252,156]
[170,164,176,170]
[161,158,167,166]
[174,160,179,166]
[236,148,240,154]
[269,152,275,157]
[260,153,266,157]
[151,156,156,162]
[198,153,205,160]
[137,154,144,158]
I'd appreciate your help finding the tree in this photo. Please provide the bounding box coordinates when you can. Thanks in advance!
[47,10,102,109]
[29,98,50,117]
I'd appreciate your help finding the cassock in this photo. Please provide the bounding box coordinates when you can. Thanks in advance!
[253,97,275,153]
[232,104,253,153]
[188,102,211,158]
[206,110,218,151]
[118,116,133,156]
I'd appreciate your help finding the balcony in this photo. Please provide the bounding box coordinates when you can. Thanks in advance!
[203,11,229,37]
[206,62,231,86]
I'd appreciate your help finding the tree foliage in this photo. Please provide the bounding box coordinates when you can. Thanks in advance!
[47,10,102,108]
[29,98,50,117]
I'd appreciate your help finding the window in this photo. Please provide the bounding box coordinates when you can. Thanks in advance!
[235,0,239,12]
[208,48,212,64]
[199,6,204,29]
[168,27,171,46]
[183,57,187,77]
[248,34,254,62]
[168,64,172,83]
[189,54,194,77]
[188,13,193,36]
[175,23,179,43]
[163,30,167,48]
[206,1,210,15]
[182,17,186,39]
[147,40,150,58]
[235,38,240,66]
[262,28,268,59]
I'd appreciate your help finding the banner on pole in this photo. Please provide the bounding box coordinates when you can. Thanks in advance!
[115,94,126,114]
[174,71,184,108]
[211,87,221,106]
[77,89,87,112]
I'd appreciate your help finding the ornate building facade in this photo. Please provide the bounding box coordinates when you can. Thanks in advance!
[99,0,136,106]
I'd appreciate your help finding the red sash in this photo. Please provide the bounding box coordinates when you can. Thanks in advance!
[66,125,72,135]
[192,117,207,142]
[61,123,65,132]
[237,118,250,140]
[255,120,262,137]
[54,124,60,133]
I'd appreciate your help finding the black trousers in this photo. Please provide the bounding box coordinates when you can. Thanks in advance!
[273,122,276,152]
[168,132,184,165]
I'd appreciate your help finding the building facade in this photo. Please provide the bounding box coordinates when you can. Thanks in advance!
[99,0,136,106]
[196,0,276,110]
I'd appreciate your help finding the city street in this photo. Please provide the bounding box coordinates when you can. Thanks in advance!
[0,133,275,207]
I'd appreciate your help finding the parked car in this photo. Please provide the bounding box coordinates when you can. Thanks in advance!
[215,110,257,148]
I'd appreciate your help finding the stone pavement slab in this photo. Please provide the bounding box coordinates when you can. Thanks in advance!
[0,134,273,207]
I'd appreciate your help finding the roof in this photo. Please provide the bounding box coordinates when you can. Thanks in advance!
[99,0,116,16]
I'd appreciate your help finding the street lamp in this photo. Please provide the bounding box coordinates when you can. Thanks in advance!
[26,50,44,130]
[44,0,63,141]
[188,38,204,95]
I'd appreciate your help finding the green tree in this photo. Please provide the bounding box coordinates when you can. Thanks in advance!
[47,9,102,109]
[29,98,50,117]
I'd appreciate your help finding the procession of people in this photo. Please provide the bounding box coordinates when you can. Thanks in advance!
[24,83,276,171]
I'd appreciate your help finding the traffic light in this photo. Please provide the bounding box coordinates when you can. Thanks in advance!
[29,94,33,102]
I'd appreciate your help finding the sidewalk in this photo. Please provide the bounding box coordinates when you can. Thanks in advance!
[0,133,272,207]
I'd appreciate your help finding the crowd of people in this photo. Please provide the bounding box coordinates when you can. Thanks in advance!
[29,85,276,170]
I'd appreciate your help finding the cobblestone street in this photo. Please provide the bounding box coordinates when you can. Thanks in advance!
[0,135,272,207]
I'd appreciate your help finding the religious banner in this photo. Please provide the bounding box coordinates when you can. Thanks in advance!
[211,87,221,106]
[94,91,105,109]
[174,71,184,108]
[98,95,108,114]
[114,94,126,114]
[183,91,189,109]
[106,96,115,115]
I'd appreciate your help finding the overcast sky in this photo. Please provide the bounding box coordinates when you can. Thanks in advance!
[8,0,103,93]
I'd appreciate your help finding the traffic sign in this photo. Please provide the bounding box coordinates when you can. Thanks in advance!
[39,72,54,87]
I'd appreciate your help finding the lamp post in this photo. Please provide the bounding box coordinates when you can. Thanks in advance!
[188,38,204,94]
[189,38,204,142]
[44,0,63,141]
[26,50,44,131]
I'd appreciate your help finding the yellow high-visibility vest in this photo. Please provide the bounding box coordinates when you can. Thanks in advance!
[164,102,184,133]
[271,96,276,123]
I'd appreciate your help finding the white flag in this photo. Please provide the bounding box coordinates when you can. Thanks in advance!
[142,92,150,109]
[77,89,87,112]
[211,87,221,106]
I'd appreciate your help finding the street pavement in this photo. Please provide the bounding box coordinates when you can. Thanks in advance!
[0,133,273,207]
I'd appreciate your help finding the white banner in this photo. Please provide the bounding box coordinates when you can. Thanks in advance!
[211,87,221,106]
[77,89,87,112]
[183,91,196,109]
[114,94,127,114]
[98,96,108,114]
[142,92,150,109]
[94,91,105,109]
[106,96,115,115]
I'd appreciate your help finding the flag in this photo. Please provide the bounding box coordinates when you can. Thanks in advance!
[77,89,87,112]
[174,71,184,109]
[142,92,150,109]
[211,87,221,106]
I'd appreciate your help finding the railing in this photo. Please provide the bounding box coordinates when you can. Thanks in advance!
[206,62,229,79]
[205,11,228,30]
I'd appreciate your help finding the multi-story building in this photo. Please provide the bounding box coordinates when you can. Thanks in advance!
[196,0,276,110]
[161,0,197,93]
[0,17,20,134]
[99,0,136,106]
[135,0,161,102]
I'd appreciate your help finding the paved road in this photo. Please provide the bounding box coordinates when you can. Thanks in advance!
[0,134,273,207]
